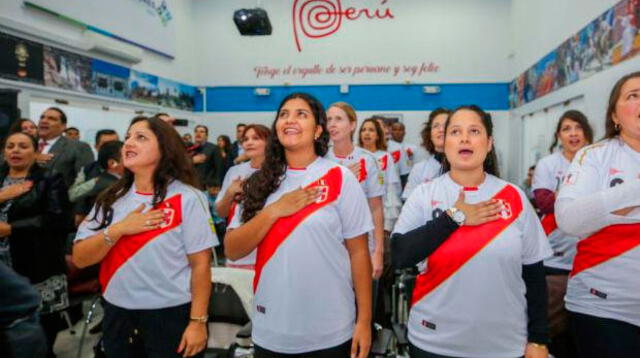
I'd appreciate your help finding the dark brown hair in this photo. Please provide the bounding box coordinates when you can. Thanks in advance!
[8,118,37,136]
[91,116,198,229]
[241,93,329,223]
[421,108,451,154]
[548,110,594,153]
[242,124,271,142]
[358,118,387,151]
[604,71,640,139]
[441,105,499,177]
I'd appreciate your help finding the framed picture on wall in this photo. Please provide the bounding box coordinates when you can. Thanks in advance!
[0,32,44,84]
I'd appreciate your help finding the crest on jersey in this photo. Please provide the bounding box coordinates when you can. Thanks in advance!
[160,206,176,228]
[315,179,329,203]
[497,199,512,219]
[563,171,578,185]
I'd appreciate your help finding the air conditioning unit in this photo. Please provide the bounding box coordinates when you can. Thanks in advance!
[83,31,143,64]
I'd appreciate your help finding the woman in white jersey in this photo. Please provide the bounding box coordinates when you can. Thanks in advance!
[392,105,552,358]
[358,117,402,230]
[403,108,450,200]
[326,102,384,279]
[225,93,373,358]
[531,110,592,356]
[72,117,218,357]
[216,124,270,269]
[555,71,640,358]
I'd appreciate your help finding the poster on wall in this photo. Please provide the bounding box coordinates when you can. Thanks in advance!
[511,0,639,107]
[92,59,130,99]
[0,32,44,84]
[129,70,160,104]
[44,46,93,93]
[158,78,195,111]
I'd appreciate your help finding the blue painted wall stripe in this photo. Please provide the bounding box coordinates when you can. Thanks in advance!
[204,83,510,112]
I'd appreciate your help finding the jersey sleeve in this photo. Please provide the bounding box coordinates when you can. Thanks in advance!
[531,156,557,191]
[227,203,243,230]
[182,189,219,253]
[556,147,602,202]
[215,166,236,205]
[519,189,553,264]
[74,205,102,242]
[364,156,385,198]
[337,167,374,239]
[393,184,430,235]
[402,161,422,200]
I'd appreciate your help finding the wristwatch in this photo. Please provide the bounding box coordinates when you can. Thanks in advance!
[447,207,466,226]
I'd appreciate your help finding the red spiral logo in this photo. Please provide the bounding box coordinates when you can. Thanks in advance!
[293,0,344,52]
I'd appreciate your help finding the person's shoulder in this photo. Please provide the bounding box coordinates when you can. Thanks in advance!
[170,180,206,203]
[574,139,613,166]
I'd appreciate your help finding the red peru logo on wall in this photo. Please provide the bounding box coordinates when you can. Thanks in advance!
[292,0,394,52]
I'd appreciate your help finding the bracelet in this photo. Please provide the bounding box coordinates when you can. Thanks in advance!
[103,227,114,246]
[189,315,208,323]
[527,342,548,350]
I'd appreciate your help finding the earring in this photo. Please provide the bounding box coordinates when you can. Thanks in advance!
[614,122,620,131]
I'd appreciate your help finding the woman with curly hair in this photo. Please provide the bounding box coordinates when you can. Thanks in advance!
[225,93,373,358]
[72,116,218,358]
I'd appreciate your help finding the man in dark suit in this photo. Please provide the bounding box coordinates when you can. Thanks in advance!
[230,122,247,164]
[189,124,224,190]
[37,107,94,188]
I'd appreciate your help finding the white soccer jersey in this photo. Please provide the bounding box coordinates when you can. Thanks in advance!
[326,146,385,199]
[75,181,219,309]
[373,150,401,195]
[229,157,373,354]
[393,174,552,357]
[216,162,259,266]
[388,140,411,176]
[402,156,442,200]
[557,138,640,327]
[532,151,579,270]
[403,142,418,170]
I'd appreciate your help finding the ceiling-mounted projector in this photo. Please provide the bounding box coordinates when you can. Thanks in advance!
[233,8,272,35]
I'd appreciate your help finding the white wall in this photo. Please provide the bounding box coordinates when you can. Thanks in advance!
[0,0,197,84]
[192,0,512,86]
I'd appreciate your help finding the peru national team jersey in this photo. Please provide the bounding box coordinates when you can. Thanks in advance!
[75,181,219,309]
[557,138,640,327]
[532,151,579,270]
[215,162,259,266]
[373,150,401,196]
[402,156,442,200]
[388,140,411,176]
[325,146,384,199]
[393,174,551,357]
[228,157,373,353]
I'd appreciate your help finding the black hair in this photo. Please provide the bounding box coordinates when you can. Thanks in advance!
[95,129,118,145]
[45,107,67,124]
[97,141,123,170]
[548,110,594,153]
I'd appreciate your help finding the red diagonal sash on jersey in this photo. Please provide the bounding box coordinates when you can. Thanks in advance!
[99,194,183,292]
[411,185,523,306]
[253,166,343,292]
[570,223,640,277]
[541,214,558,236]
[378,154,388,171]
[227,201,238,225]
[358,158,367,182]
[391,150,401,163]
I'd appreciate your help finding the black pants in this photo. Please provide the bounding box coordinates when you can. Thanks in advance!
[255,340,352,358]
[102,301,203,358]
[409,342,524,358]
[569,310,640,358]
[40,312,63,357]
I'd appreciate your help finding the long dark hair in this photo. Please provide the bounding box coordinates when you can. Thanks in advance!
[421,108,450,154]
[91,116,198,229]
[548,110,594,153]
[358,118,387,151]
[217,135,232,156]
[441,105,500,177]
[241,93,329,223]
[604,71,640,139]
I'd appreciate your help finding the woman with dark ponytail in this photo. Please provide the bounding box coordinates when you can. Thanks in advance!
[392,105,552,358]
[225,93,373,358]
